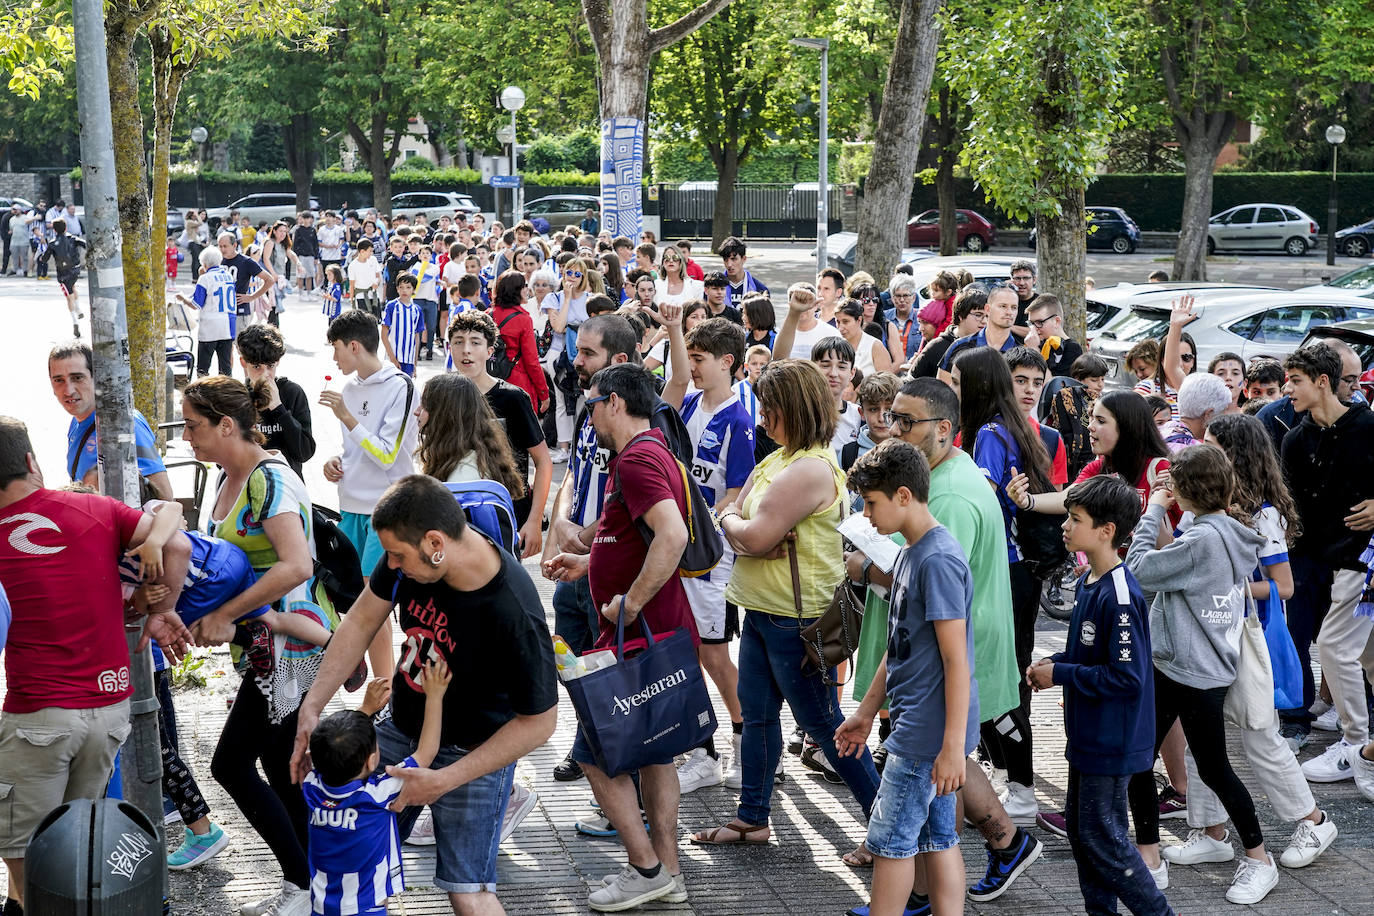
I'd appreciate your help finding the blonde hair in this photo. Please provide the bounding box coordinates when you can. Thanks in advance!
[754,359,837,451]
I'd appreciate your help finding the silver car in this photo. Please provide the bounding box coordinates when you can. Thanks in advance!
[1296,262,1374,300]
[1094,290,1374,389]
[1206,203,1318,256]
[390,191,480,222]
[205,193,321,231]
[1086,282,1284,349]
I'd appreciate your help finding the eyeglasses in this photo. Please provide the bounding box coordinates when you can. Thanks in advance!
[565,271,583,279]
[1028,316,1056,329]
[969,311,988,321]
[892,292,915,299]
[883,411,946,433]
[586,393,610,410]
[1010,274,1035,282]
[1341,374,1360,387]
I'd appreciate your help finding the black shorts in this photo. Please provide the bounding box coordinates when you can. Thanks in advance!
[57,271,80,295]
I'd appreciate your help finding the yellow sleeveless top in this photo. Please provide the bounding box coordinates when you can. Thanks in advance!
[725,445,845,618]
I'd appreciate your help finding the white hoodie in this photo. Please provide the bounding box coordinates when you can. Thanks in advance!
[338,363,418,514]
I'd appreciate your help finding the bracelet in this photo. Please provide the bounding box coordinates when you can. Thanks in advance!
[1027,493,1036,512]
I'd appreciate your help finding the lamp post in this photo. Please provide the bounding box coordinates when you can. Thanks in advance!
[190,125,208,210]
[790,37,829,276]
[500,86,526,225]
[1326,124,1346,267]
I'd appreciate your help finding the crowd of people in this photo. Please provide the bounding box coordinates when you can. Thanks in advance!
[2,209,1374,916]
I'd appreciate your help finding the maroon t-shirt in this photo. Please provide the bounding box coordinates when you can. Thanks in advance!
[588,429,698,649]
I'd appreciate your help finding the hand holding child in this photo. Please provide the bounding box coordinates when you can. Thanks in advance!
[125,540,165,580]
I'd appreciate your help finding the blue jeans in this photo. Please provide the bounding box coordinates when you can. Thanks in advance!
[415,299,438,347]
[865,752,958,858]
[1068,767,1174,916]
[375,717,514,894]
[736,610,880,826]
[553,577,599,657]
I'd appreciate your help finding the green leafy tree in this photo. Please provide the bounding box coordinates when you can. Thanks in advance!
[945,0,1125,338]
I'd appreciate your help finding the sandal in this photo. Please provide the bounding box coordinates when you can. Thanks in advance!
[842,842,874,868]
[690,821,770,846]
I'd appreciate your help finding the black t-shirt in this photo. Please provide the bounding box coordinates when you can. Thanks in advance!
[222,253,263,316]
[384,252,417,300]
[484,379,543,523]
[370,543,557,747]
[1045,337,1084,377]
[292,225,319,258]
[708,304,743,325]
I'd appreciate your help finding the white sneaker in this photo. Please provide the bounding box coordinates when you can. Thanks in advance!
[549,447,569,464]
[404,806,437,845]
[1353,743,1374,801]
[1225,854,1278,905]
[1148,859,1168,890]
[997,782,1038,827]
[1312,707,1341,731]
[677,747,724,793]
[1309,697,1332,717]
[1302,738,1356,782]
[601,868,687,904]
[1162,828,1234,865]
[723,732,743,789]
[588,864,675,911]
[240,882,290,916]
[270,885,311,916]
[1280,815,1337,868]
[500,783,539,843]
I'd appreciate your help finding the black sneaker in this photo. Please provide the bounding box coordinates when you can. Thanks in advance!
[554,751,585,782]
[872,742,889,775]
[846,892,931,916]
[967,828,1042,902]
[800,744,844,784]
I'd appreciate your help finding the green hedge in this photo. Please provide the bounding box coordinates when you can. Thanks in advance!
[909,172,1374,232]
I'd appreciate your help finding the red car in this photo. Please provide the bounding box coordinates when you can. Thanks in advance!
[905,209,997,252]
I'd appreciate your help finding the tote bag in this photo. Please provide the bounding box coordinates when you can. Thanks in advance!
[1223,595,1277,730]
[564,600,717,777]
[1255,578,1304,711]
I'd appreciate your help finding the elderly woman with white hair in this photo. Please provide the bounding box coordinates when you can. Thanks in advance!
[1160,371,1233,452]
[884,273,922,366]
[175,245,238,377]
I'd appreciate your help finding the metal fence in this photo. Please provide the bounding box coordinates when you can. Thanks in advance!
[659,183,845,240]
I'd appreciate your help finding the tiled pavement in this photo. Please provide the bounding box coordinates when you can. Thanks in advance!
[8,559,1372,915]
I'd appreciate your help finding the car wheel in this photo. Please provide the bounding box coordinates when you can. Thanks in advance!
[1284,236,1308,256]
[963,234,986,253]
[1206,236,1215,255]
[1111,235,1132,254]
[1345,235,1371,258]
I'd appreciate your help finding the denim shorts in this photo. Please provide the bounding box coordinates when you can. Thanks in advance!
[864,751,959,858]
[375,717,514,894]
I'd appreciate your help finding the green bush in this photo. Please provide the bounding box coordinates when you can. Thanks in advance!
[523,129,601,173]
[393,155,435,171]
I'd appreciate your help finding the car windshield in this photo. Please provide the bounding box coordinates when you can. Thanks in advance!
[1329,264,1374,292]
[1107,309,1171,343]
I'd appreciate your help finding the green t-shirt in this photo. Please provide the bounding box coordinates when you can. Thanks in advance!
[853,534,902,706]
[927,450,1019,721]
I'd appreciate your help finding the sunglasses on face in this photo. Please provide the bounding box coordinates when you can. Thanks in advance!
[1180,353,1196,364]
[565,271,583,279]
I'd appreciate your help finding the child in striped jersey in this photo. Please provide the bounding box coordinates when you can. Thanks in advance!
[381,273,425,377]
[304,659,451,916]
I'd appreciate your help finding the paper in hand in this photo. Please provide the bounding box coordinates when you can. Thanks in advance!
[836,513,901,574]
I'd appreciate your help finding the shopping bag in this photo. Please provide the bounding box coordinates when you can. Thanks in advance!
[1223,595,1277,730]
[563,600,717,777]
[1257,579,1304,710]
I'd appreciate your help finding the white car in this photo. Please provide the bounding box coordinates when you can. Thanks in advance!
[1093,290,1374,389]
[206,193,320,231]
[1206,203,1319,256]
[1296,262,1374,300]
[820,232,935,276]
[1085,282,1284,349]
[390,191,480,223]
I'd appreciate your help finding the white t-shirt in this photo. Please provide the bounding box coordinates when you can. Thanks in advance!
[851,332,885,375]
[445,453,481,483]
[832,400,861,453]
[317,224,344,261]
[655,277,704,307]
[347,257,381,292]
[788,320,837,360]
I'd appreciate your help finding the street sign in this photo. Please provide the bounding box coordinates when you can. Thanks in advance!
[490,174,522,188]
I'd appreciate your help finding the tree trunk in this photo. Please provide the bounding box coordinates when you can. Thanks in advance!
[147,29,188,428]
[284,113,316,211]
[710,144,740,251]
[1039,185,1087,340]
[1173,124,1230,281]
[855,0,943,281]
[583,0,733,237]
[107,15,159,423]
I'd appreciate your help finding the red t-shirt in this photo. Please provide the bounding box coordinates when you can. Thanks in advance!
[1075,454,1182,528]
[0,489,144,713]
[588,430,697,650]
[490,303,550,409]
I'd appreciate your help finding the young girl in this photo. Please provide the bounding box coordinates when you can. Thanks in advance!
[1158,415,1336,871]
[1209,352,1246,414]
[741,294,776,351]
[321,264,345,323]
[923,270,958,336]
[1124,444,1278,905]
[1135,297,1198,417]
[414,373,526,495]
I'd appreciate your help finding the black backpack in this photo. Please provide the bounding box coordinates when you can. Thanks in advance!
[488,311,520,380]
[1014,424,1070,579]
[310,504,365,612]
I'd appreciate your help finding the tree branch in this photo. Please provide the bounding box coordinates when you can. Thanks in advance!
[648,0,733,56]
[581,0,612,61]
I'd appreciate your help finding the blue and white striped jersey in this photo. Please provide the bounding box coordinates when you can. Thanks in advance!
[381,298,425,365]
[680,390,755,508]
[303,756,417,916]
[732,379,759,426]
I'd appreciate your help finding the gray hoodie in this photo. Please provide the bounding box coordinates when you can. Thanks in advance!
[1125,502,1265,690]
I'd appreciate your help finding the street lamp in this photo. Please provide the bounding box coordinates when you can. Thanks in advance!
[190,125,208,210]
[1326,124,1346,267]
[790,37,829,276]
[500,86,526,224]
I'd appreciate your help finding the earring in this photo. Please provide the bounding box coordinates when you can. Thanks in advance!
[430,552,444,566]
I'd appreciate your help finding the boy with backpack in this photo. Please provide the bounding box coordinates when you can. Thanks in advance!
[1027,475,1175,916]
[381,273,425,378]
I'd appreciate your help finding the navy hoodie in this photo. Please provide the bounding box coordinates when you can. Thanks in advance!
[1050,563,1154,776]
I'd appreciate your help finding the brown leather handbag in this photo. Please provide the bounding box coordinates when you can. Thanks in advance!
[788,540,865,686]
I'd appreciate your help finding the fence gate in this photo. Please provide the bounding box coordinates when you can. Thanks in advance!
[660,183,844,241]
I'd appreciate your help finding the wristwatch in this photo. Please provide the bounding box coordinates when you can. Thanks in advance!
[859,557,873,585]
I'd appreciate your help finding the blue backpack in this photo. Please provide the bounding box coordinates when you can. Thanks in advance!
[445,480,520,555]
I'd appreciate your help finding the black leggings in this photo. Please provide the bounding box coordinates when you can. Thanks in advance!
[210,677,309,888]
[980,560,1042,788]
[158,671,210,826]
[1127,667,1264,850]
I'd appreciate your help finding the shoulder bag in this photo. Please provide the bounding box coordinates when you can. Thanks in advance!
[1223,592,1277,730]
[788,538,864,686]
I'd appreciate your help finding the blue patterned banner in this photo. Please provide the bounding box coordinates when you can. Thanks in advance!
[600,117,644,237]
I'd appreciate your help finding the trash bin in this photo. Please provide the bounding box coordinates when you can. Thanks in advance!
[25,797,163,914]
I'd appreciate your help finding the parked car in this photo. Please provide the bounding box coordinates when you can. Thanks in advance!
[905,255,1029,311]
[1299,316,1374,401]
[1334,216,1374,259]
[1094,291,1374,389]
[0,197,35,213]
[523,194,601,227]
[821,232,934,277]
[205,193,321,231]
[1085,281,1284,349]
[1296,262,1374,300]
[390,191,480,223]
[905,209,997,252]
[1205,203,1318,256]
[1028,206,1141,254]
